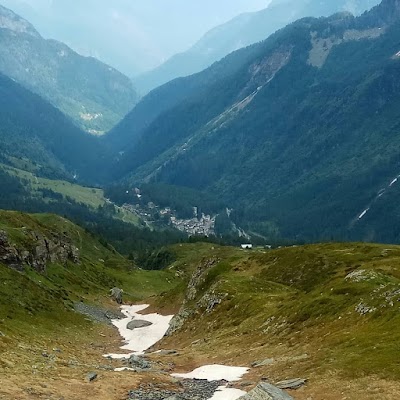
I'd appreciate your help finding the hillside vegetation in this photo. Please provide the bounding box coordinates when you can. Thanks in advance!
[153,242,400,399]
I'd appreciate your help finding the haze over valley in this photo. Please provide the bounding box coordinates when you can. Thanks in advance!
[1,1,400,399]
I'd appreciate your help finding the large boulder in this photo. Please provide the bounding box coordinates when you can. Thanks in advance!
[110,287,123,304]
[238,382,294,400]
[126,319,152,330]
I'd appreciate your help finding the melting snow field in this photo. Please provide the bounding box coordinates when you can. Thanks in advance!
[210,386,247,400]
[172,364,249,381]
[173,365,249,400]
[104,304,174,358]
[105,305,249,400]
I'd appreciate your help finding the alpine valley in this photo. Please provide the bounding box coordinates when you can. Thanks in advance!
[2,2,400,400]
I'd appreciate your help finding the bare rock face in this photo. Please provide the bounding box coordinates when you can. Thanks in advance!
[0,229,80,273]
[0,230,22,271]
[110,287,123,304]
[238,382,294,400]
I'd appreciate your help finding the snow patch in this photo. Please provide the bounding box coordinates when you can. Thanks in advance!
[209,386,247,400]
[358,208,369,220]
[114,367,135,372]
[172,364,249,382]
[390,178,398,187]
[104,304,174,358]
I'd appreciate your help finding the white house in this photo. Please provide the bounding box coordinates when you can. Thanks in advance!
[241,244,253,250]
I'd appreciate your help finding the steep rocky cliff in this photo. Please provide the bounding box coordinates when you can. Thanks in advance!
[0,229,79,273]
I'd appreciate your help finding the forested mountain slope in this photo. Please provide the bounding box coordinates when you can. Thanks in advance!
[108,0,400,243]
[135,0,380,94]
[0,4,137,134]
[0,72,109,182]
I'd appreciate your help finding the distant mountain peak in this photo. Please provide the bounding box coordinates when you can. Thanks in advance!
[362,0,400,26]
[0,4,39,37]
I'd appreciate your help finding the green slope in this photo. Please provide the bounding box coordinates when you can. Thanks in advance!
[155,242,400,395]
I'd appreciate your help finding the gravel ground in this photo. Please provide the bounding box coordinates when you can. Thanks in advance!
[74,302,123,325]
[128,379,226,399]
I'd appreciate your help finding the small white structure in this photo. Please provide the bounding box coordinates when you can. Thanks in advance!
[241,244,253,250]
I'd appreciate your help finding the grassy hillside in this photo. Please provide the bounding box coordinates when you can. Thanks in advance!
[0,210,181,399]
[5,164,140,224]
[153,242,400,399]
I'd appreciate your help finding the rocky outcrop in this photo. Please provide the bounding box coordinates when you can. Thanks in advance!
[0,229,80,273]
[238,382,294,400]
[166,258,226,336]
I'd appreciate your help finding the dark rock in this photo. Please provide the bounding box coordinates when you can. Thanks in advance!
[238,382,294,399]
[275,378,307,390]
[86,372,98,382]
[127,320,153,330]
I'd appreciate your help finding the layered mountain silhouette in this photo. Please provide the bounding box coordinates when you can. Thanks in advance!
[135,0,380,94]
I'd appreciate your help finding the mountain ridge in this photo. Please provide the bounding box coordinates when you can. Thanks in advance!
[0,4,138,134]
[134,0,381,94]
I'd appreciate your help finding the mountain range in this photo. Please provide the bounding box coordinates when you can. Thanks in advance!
[135,0,381,94]
[0,4,137,134]
[106,0,400,244]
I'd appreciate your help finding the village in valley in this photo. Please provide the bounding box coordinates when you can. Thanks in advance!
[116,188,218,237]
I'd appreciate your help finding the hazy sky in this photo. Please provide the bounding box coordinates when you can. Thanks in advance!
[0,0,272,75]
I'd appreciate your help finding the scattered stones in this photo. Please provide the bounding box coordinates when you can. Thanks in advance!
[110,287,124,304]
[0,331,5,337]
[86,372,98,382]
[128,379,224,400]
[128,355,151,370]
[275,378,307,390]
[355,302,376,315]
[197,291,228,313]
[238,382,294,400]
[74,302,123,325]
[127,320,153,330]
[345,269,379,282]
